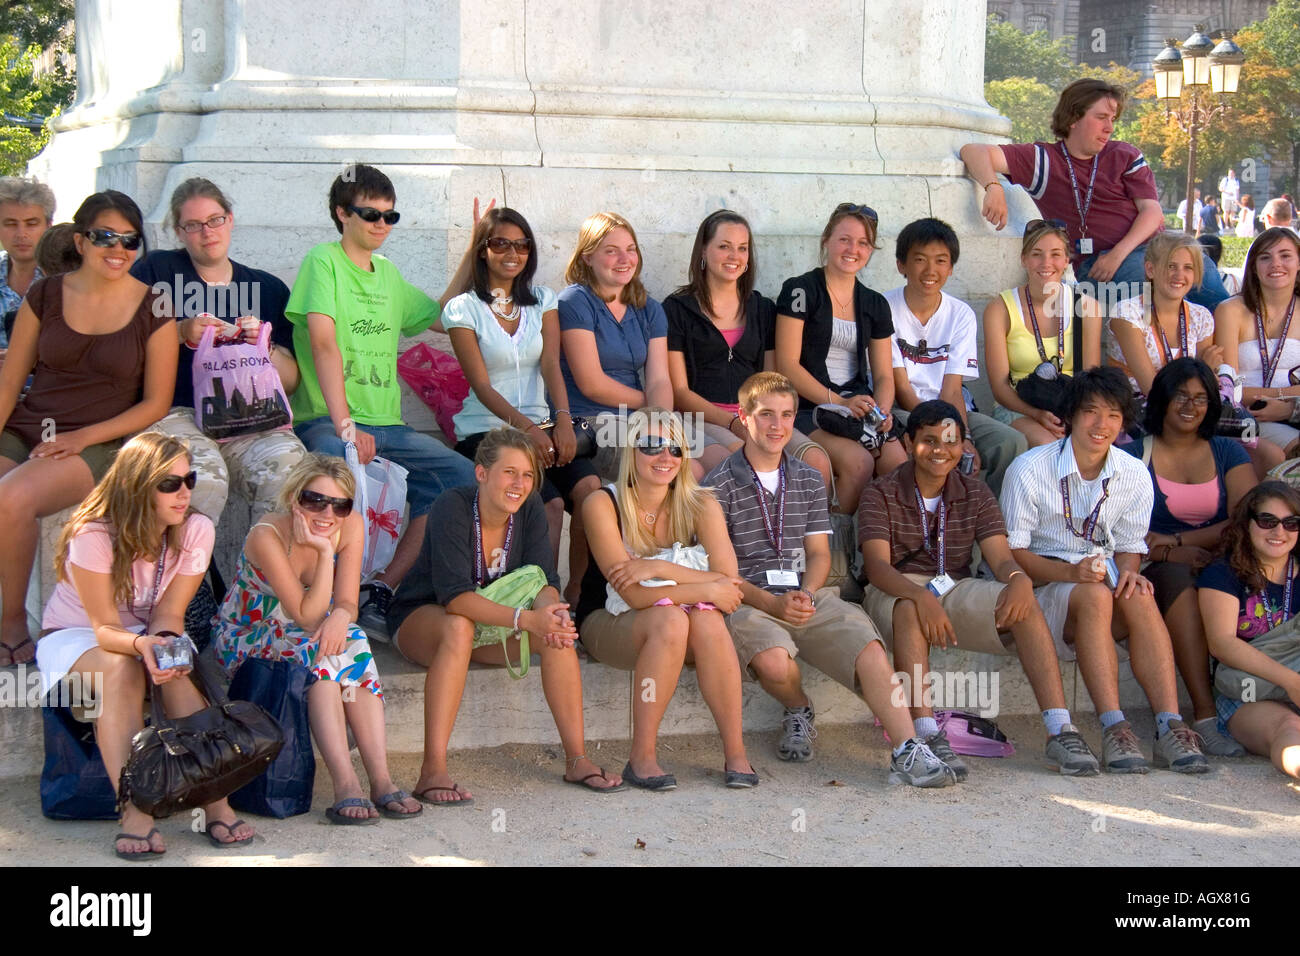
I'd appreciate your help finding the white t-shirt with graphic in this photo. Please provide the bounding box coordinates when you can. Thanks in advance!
[886,287,979,403]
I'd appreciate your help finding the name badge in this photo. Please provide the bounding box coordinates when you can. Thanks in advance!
[767,569,799,587]
[1077,237,1094,255]
[926,573,956,598]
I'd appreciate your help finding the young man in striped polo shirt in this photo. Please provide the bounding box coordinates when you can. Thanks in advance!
[705,372,957,787]
[1000,367,1208,774]
[859,399,1098,777]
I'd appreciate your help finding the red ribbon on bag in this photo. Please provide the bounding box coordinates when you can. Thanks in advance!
[366,507,402,540]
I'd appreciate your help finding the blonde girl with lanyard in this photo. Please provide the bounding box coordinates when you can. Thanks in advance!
[1213,227,1300,463]
[1198,481,1300,778]
[1107,232,1222,399]
[983,220,1104,448]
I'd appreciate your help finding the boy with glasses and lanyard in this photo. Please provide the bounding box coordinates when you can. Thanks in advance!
[1000,366,1209,773]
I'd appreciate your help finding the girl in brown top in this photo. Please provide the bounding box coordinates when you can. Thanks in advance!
[0,190,177,665]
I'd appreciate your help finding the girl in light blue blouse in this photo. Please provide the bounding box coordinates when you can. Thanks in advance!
[443,207,601,600]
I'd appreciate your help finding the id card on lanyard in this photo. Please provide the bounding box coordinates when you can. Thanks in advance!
[1263,557,1296,630]
[750,461,799,588]
[1059,143,1099,256]
[915,486,954,597]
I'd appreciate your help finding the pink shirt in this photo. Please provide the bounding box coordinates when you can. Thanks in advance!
[1155,476,1220,528]
[42,514,215,632]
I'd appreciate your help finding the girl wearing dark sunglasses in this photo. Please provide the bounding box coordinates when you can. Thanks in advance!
[37,432,258,857]
[0,190,177,666]
[775,203,905,513]
[443,206,602,608]
[212,453,420,823]
[1197,481,1300,778]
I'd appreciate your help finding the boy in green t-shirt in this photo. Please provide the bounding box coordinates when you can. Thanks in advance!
[289,164,475,636]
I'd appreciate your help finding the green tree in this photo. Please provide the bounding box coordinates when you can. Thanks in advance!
[985,76,1056,143]
[1,0,75,174]
[984,15,1075,87]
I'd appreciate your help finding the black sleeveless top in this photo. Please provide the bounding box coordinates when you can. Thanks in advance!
[576,486,620,626]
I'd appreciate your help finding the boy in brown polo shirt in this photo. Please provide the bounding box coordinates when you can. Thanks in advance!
[706,373,957,787]
[858,399,1099,777]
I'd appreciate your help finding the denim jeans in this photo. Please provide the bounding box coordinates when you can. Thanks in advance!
[1075,244,1230,312]
[294,417,476,517]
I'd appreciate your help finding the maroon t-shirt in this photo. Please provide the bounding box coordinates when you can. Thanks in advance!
[1000,140,1160,263]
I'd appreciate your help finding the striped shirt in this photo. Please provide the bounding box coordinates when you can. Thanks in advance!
[1000,438,1152,560]
[858,461,1005,580]
[705,449,830,592]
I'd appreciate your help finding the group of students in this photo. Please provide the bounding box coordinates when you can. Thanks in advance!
[4,73,1300,859]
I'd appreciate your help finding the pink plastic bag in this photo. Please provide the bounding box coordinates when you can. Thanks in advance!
[397,343,469,442]
[192,323,292,440]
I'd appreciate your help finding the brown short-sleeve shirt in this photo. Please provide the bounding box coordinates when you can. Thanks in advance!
[5,275,170,447]
[857,461,1006,580]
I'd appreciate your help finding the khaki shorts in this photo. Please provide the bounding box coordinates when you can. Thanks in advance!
[0,428,121,482]
[728,587,881,692]
[580,606,655,670]
[862,574,1014,656]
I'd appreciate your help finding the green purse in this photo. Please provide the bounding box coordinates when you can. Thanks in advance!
[473,564,550,679]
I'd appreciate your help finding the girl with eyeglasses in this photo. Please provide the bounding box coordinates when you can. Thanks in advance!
[1125,359,1256,756]
[212,453,420,823]
[443,207,601,605]
[0,191,177,667]
[131,177,306,523]
[1213,227,1300,467]
[982,219,1104,448]
[664,210,832,486]
[36,432,258,857]
[577,407,756,790]
[1197,481,1300,777]
[775,203,906,513]
[388,427,624,802]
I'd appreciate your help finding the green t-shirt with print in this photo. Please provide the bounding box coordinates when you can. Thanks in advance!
[286,242,439,426]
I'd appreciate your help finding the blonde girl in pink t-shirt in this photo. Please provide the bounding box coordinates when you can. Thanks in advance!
[36,432,257,859]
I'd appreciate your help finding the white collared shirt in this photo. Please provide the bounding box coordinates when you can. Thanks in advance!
[1000,437,1152,560]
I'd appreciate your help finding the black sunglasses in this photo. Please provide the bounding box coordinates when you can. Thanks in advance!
[83,228,143,251]
[298,489,355,517]
[156,470,197,494]
[1251,511,1300,532]
[348,205,400,226]
[635,436,684,458]
[835,202,878,223]
[1026,218,1070,234]
[484,236,532,253]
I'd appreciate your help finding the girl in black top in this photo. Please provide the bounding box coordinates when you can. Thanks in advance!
[775,203,905,513]
[388,427,624,801]
[664,210,831,487]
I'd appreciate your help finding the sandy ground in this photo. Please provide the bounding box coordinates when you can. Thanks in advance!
[4,714,1299,867]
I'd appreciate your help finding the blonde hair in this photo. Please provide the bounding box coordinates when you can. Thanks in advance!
[1145,231,1204,289]
[277,453,357,514]
[738,371,799,415]
[613,407,712,556]
[55,432,192,606]
[473,425,541,482]
[563,212,648,308]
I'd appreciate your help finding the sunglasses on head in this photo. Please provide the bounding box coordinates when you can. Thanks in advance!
[348,205,401,226]
[1251,511,1300,532]
[156,471,197,494]
[298,489,354,517]
[1026,218,1070,235]
[835,202,878,223]
[484,236,532,254]
[635,436,684,458]
[83,228,143,251]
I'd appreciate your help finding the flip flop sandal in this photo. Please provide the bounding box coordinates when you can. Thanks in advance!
[414,783,475,807]
[1,637,34,668]
[325,797,380,825]
[114,827,165,861]
[205,819,255,847]
[564,768,628,794]
[372,790,423,819]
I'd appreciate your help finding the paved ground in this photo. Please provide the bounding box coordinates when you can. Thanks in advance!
[4,714,1299,867]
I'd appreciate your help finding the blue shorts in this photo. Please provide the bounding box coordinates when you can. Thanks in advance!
[294,417,476,517]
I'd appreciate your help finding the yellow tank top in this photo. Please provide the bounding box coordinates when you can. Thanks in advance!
[1002,287,1075,384]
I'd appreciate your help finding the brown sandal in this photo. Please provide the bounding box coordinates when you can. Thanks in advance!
[414,783,474,807]
[564,768,627,794]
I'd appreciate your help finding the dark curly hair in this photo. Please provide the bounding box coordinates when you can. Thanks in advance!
[1222,481,1300,593]
[1144,358,1220,440]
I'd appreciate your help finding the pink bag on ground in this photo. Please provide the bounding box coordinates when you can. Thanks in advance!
[397,343,469,442]
[192,323,292,440]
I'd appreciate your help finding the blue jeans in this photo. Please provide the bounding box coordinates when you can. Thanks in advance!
[294,417,475,517]
[1075,244,1230,312]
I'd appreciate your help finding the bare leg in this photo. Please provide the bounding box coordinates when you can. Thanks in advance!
[308,679,375,819]
[1012,416,1058,449]
[341,686,420,813]
[627,605,689,778]
[545,496,565,564]
[1164,587,1216,721]
[563,476,600,607]
[1066,583,1121,715]
[854,639,917,746]
[810,430,873,514]
[1117,589,1180,716]
[1008,603,1069,713]
[684,608,751,772]
[890,600,933,721]
[1247,440,1285,480]
[748,647,810,710]
[1227,703,1300,777]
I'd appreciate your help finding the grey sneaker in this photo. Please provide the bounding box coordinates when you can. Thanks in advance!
[1101,720,1150,774]
[925,728,968,782]
[1045,724,1101,776]
[1193,717,1246,758]
[777,704,816,762]
[357,581,394,641]
[888,738,958,788]
[1154,719,1210,774]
